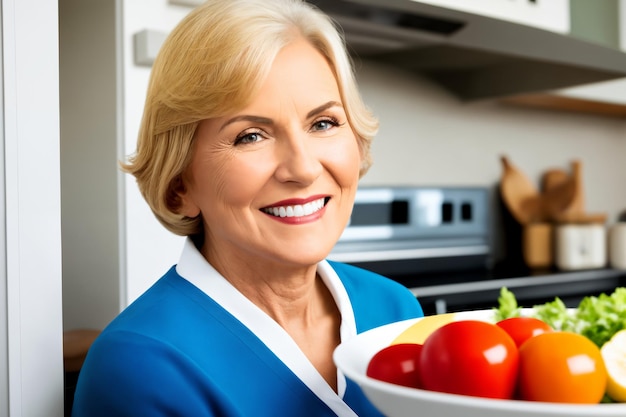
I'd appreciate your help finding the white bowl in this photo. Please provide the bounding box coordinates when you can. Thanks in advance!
[334,310,626,417]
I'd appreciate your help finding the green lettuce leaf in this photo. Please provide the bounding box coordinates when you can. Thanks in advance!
[576,287,626,347]
[493,287,521,321]
[494,286,626,347]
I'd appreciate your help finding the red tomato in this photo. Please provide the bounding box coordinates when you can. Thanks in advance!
[366,343,423,388]
[518,331,607,403]
[420,320,519,399]
[496,317,552,348]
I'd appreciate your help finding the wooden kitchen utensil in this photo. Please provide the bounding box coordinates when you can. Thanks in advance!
[522,222,554,269]
[541,160,607,224]
[499,156,543,224]
[541,160,583,222]
[541,168,569,192]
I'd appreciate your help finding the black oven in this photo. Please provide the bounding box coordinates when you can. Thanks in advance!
[329,186,492,275]
[329,186,625,315]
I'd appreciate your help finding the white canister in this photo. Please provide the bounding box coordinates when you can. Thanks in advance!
[609,223,626,270]
[555,224,606,270]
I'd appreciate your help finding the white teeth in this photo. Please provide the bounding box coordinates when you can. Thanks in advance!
[263,198,326,218]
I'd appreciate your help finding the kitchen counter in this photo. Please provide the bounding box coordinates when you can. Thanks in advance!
[395,267,625,315]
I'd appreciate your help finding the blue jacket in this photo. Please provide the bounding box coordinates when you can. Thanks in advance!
[72,261,423,417]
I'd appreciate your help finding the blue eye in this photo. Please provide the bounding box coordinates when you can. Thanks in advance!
[311,117,340,132]
[234,130,264,145]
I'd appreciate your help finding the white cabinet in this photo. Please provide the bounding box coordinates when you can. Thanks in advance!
[412,0,570,33]
[5,0,64,414]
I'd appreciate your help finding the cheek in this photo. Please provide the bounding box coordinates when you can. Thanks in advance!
[197,154,269,213]
[326,136,362,185]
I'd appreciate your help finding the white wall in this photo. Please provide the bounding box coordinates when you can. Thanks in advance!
[357,62,626,217]
[121,0,188,305]
[116,0,626,305]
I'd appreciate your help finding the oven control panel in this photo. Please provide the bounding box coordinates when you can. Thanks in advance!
[329,186,491,267]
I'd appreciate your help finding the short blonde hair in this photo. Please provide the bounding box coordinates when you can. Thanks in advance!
[122,0,379,236]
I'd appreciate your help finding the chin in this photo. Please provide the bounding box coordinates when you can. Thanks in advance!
[278,249,329,267]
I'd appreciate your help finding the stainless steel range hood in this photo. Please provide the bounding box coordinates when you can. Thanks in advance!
[308,0,626,101]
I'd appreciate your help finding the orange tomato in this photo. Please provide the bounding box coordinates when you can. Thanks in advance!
[518,331,607,403]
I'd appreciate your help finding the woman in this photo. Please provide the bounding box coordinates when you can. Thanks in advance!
[72,0,423,416]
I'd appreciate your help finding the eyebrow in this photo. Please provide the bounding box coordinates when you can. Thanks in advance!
[219,100,343,132]
[219,115,273,133]
[306,100,343,119]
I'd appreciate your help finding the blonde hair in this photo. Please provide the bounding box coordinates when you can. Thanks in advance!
[122,0,379,236]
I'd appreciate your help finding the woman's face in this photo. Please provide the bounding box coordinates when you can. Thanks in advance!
[179,38,362,268]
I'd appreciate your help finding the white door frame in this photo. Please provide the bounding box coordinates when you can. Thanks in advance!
[2,0,64,415]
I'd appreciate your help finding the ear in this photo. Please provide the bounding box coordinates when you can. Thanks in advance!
[171,175,201,218]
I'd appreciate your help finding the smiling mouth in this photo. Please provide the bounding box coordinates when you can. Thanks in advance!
[262,197,329,218]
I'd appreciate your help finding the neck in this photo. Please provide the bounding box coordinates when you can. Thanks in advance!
[203,246,324,326]
[203,246,342,391]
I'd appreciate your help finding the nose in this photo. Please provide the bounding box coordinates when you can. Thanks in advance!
[273,132,323,185]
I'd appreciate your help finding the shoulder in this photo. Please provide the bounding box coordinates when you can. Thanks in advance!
[73,331,206,416]
[73,268,234,416]
[328,261,424,332]
[104,266,214,334]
